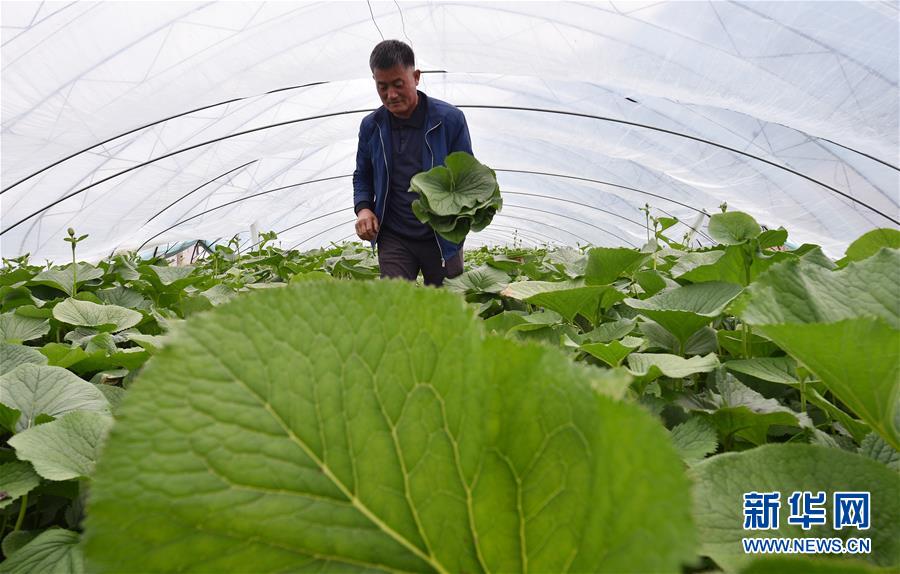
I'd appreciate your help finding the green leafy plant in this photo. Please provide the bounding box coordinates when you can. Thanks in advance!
[734,248,900,449]
[410,152,503,243]
[62,228,89,297]
[83,281,696,573]
[691,445,899,572]
[0,216,897,573]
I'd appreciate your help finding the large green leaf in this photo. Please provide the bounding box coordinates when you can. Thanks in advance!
[200,284,236,306]
[0,461,41,510]
[485,254,524,273]
[443,265,509,294]
[52,299,142,332]
[716,330,779,358]
[633,269,671,296]
[640,322,718,356]
[0,268,35,288]
[707,211,761,245]
[724,357,800,386]
[544,248,587,279]
[480,311,529,336]
[0,365,108,432]
[770,319,900,449]
[671,250,727,277]
[39,343,148,376]
[289,270,332,283]
[0,343,48,375]
[583,247,646,285]
[756,228,789,250]
[737,249,898,328]
[859,434,900,472]
[840,229,900,266]
[9,411,114,481]
[0,285,36,313]
[95,385,127,415]
[627,352,720,381]
[710,375,810,445]
[580,336,643,367]
[143,265,197,287]
[1,531,40,560]
[670,417,718,465]
[84,281,695,573]
[0,529,83,574]
[691,445,900,572]
[742,556,889,573]
[673,247,747,285]
[410,152,502,243]
[29,263,104,296]
[123,333,167,353]
[39,343,92,369]
[95,286,146,309]
[583,318,636,343]
[411,153,498,215]
[0,314,49,343]
[501,280,625,323]
[0,404,21,434]
[736,250,900,450]
[805,388,870,444]
[625,282,743,347]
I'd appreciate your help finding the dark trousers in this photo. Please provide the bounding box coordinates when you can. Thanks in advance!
[377,228,463,287]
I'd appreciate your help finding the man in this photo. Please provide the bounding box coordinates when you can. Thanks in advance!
[353,40,472,286]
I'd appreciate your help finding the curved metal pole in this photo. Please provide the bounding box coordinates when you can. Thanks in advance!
[273,201,632,250]
[134,174,351,252]
[496,168,707,216]
[287,211,597,251]
[478,223,567,245]
[502,203,638,247]
[461,105,899,225]
[330,226,555,249]
[287,219,356,251]
[0,109,374,235]
[468,229,544,248]
[144,159,259,226]
[241,186,651,254]
[6,102,897,236]
[490,213,593,245]
[503,190,647,228]
[240,208,354,255]
[1,71,447,195]
[181,168,698,255]
[0,85,331,195]
[503,189,714,244]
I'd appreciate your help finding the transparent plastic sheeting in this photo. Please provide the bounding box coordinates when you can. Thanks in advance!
[2,1,897,263]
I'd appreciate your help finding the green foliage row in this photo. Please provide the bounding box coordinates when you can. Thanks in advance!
[0,217,898,573]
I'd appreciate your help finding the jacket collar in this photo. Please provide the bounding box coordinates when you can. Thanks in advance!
[389,91,427,129]
[376,91,442,130]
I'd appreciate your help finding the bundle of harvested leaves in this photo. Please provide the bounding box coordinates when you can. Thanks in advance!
[410,151,502,243]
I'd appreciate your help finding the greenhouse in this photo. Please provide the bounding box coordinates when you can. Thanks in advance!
[0,1,898,573]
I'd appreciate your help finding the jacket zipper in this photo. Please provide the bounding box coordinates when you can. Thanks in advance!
[424,121,446,267]
[372,120,390,255]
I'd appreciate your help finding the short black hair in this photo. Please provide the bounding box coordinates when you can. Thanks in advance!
[369,40,415,71]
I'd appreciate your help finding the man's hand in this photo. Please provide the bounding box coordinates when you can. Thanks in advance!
[355,208,379,241]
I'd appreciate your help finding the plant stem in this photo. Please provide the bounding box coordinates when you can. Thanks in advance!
[740,243,753,358]
[742,323,752,358]
[71,244,78,296]
[799,374,807,413]
[14,493,27,531]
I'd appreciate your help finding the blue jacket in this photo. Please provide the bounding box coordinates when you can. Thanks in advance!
[353,93,473,262]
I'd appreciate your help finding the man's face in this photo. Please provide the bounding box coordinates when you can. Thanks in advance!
[373,64,420,119]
